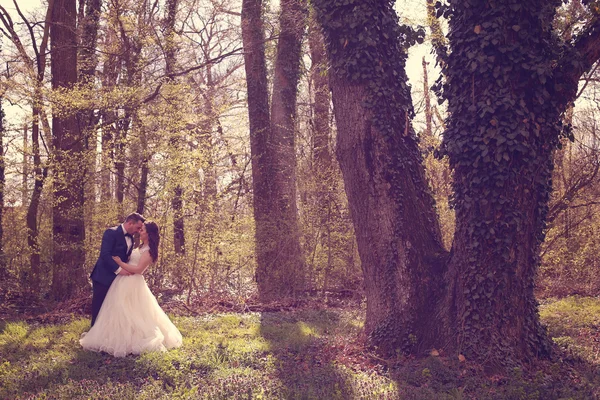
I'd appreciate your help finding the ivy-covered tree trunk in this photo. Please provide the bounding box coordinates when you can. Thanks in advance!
[50,0,87,299]
[241,0,307,301]
[315,0,600,366]
[438,0,600,367]
[313,0,447,355]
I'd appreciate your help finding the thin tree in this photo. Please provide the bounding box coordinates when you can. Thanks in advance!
[0,96,5,278]
[165,0,185,254]
[0,1,53,290]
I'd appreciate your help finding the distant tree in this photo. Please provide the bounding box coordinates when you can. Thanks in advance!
[0,96,5,278]
[241,0,308,301]
[50,0,87,299]
[0,2,52,290]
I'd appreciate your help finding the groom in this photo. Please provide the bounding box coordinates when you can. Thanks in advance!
[90,212,145,326]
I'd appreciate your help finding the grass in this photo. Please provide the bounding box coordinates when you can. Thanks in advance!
[0,299,598,399]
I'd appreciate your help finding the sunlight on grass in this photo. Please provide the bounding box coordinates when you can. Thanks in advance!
[539,296,600,328]
[1,305,598,399]
[539,296,600,364]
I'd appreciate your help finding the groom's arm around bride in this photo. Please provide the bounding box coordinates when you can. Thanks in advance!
[88,213,145,326]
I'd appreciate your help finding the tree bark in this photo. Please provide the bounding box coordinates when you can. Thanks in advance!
[438,0,600,368]
[313,0,447,355]
[78,0,102,252]
[242,0,308,301]
[308,10,335,293]
[51,0,87,299]
[27,107,47,290]
[315,0,600,367]
[267,0,308,297]
[22,125,28,207]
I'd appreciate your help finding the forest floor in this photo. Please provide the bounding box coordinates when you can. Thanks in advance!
[0,296,599,399]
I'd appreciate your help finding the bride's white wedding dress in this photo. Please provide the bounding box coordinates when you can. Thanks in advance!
[80,246,182,357]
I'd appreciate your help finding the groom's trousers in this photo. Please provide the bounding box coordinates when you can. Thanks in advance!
[91,280,111,326]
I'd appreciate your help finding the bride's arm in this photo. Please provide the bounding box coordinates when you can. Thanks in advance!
[112,252,152,274]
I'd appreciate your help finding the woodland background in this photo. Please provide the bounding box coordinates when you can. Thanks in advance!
[0,0,599,370]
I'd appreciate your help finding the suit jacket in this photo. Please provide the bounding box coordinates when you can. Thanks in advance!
[90,225,134,286]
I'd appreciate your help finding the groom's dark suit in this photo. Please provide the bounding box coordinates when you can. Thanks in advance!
[90,225,134,326]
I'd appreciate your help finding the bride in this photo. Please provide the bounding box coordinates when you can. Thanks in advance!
[80,221,182,357]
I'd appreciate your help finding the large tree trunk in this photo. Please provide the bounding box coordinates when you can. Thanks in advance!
[241,0,307,301]
[315,0,600,367]
[313,0,447,355]
[438,0,600,367]
[50,0,87,299]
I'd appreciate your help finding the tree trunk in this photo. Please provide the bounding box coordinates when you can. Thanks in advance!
[308,10,335,293]
[1,0,54,292]
[243,0,309,301]
[267,0,308,297]
[135,114,149,215]
[313,0,447,355]
[165,0,185,253]
[438,0,600,367]
[22,124,28,207]
[78,0,102,253]
[244,0,307,301]
[315,0,600,367]
[26,107,47,291]
[100,26,118,202]
[242,0,274,300]
[51,0,87,299]
[200,65,218,216]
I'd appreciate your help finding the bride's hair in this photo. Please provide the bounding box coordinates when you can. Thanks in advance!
[143,221,160,262]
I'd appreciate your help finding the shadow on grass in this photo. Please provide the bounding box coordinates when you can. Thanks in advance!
[1,344,143,398]
[259,310,354,399]
[0,320,183,399]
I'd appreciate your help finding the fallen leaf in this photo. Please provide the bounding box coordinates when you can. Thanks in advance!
[474,25,482,34]
[458,354,466,362]
[430,349,440,357]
